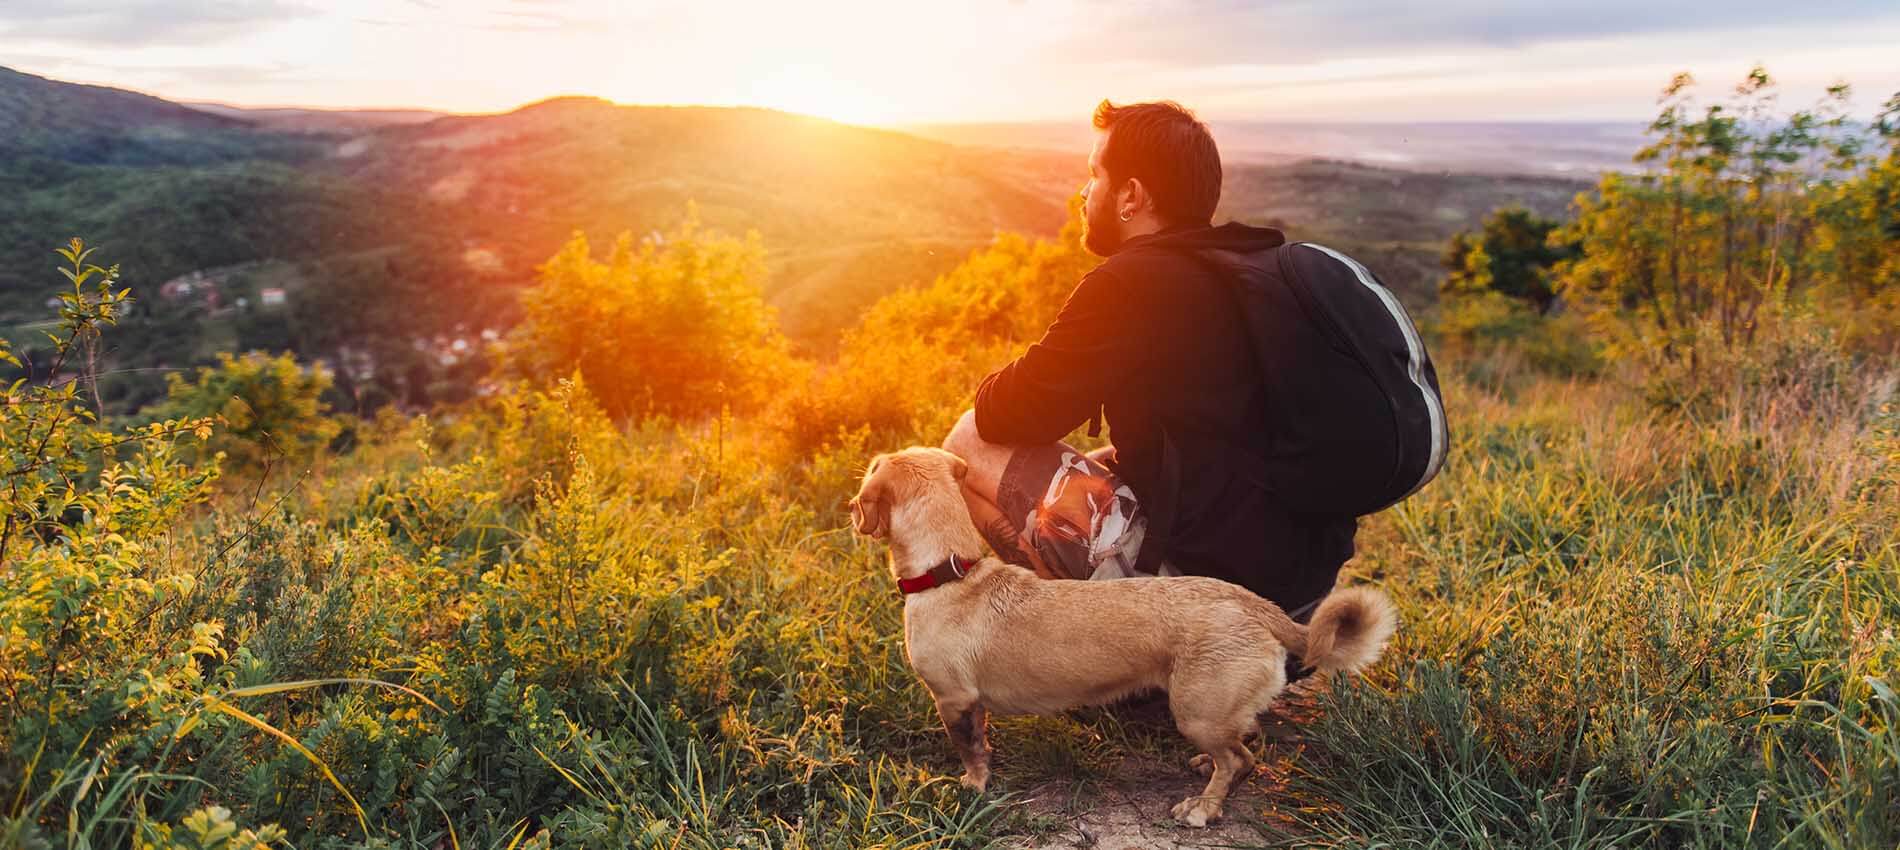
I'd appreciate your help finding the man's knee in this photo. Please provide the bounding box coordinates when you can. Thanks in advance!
[943,409,1015,502]
[942,408,984,457]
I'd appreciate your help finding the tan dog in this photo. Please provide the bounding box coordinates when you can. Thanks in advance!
[850,446,1397,827]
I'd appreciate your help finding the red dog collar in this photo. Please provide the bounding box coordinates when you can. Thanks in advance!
[898,555,973,595]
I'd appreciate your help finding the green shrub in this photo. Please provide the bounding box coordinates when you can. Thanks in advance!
[1442,207,1578,313]
[143,350,342,473]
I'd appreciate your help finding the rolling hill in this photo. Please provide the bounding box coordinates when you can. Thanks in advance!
[1,72,1077,340]
[1,65,1591,412]
[0,65,313,166]
[313,95,1077,343]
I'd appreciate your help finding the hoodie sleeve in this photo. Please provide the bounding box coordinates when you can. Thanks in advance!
[973,266,1146,445]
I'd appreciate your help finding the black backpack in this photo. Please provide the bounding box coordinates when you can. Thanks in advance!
[1177,240,1448,519]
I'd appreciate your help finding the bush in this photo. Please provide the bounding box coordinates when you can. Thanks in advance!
[144,350,343,472]
[498,210,793,421]
[774,207,1097,454]
[1,241,231,846]
[1442,207,1578,313]
[1431,291,1603,383]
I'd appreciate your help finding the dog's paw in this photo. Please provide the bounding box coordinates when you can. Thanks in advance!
[1170,795,1224,828]
[1188,753,1214,777]
[958,770,989,793]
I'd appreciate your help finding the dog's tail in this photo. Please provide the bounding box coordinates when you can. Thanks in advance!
[1266,587,1398,676]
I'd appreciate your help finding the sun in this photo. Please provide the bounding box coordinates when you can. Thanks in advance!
[743,64,891,126]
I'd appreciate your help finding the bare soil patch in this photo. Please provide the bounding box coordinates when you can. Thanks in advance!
[994,684,1324,849]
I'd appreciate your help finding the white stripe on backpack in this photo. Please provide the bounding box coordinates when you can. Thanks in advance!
[1301,243,1448,501]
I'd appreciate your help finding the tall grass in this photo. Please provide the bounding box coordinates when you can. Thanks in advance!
[1281,343,1899,848]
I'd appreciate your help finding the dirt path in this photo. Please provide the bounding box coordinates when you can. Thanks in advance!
[994,684,1322,849]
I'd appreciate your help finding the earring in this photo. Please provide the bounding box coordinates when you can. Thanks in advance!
[1119,211,1133,221]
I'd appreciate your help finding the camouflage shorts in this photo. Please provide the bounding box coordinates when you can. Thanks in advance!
[989,444,1178,581]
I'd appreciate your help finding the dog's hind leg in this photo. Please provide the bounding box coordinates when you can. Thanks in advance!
[935,698,991,792]
[1170,719,1251,827]
[1169,652,1283,826]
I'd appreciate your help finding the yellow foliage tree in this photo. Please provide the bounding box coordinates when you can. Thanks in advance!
[1556,69,1900,359]
[501,209,792,420]
[775,202,1099,451]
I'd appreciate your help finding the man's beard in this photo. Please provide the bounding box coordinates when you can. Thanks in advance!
[1082,202,1123,257]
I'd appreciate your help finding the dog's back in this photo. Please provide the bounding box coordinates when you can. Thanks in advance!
[915,562,1394,713]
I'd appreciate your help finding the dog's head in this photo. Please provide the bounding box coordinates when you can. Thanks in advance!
[849,447,969,540]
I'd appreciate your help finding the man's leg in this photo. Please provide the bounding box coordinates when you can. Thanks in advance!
[942,410,1062,578]
[942,409,1144,582]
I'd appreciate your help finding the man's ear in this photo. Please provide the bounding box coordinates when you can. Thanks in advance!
[1119,176,1147,219]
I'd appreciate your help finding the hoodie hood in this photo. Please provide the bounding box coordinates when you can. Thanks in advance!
[1121,221,1287,256]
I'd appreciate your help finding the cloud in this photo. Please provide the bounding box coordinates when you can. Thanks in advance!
[1051,0,1900,66]
[2,0,1893,120]
[5,52,317,97]
[0,0,315,46]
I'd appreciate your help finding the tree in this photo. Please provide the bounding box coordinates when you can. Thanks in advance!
[498,209,792,420]
[1554,67,1897,357]
[1442,208,1577,313]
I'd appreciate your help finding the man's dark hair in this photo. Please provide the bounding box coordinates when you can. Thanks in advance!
[1092,99,1222,226]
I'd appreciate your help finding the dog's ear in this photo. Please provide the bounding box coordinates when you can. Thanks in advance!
[947,453,968,482]
[850,488,891,539]
[851,456,892,538]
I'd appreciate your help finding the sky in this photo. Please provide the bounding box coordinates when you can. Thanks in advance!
[3,0,1899,126]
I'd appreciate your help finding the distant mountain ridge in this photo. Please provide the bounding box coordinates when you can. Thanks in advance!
[184,101,445,134]
[0,66,246,138]
[0,66,288,166]
[903,119,1648,178]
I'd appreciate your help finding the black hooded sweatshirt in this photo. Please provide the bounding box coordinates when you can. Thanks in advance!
[973,221,1355,612]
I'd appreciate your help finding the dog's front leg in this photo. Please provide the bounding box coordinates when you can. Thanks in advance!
[936,699,991,792]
